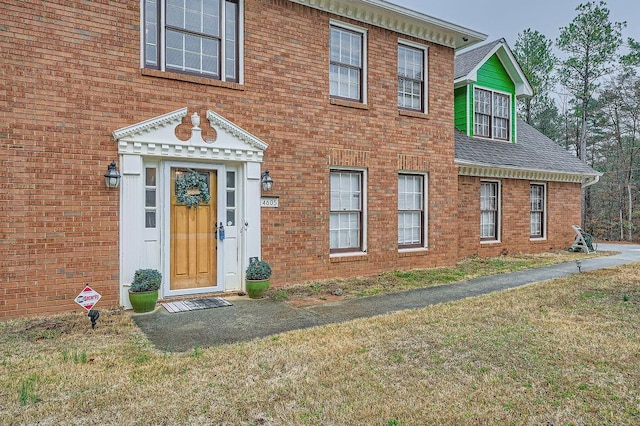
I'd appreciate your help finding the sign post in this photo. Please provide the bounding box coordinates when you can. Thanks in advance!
[75,285,102,329]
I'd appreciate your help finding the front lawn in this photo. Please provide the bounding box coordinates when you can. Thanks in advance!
[1,255,638,425]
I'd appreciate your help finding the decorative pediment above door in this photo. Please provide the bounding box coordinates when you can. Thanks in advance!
[112,107,268,162]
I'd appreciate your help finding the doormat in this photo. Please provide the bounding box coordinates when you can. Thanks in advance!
[161,297,233,313]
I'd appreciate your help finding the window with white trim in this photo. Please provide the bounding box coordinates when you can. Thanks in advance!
[330,170,364,253]
[398,43,427,112]
[398,174,426,248]
[474,88,510,140]
[330,23,366,102]
[530,184,545,238]
[143,0,240,82]
[145,167,157,228]
[226,170,236,226]
[480,181,499,241]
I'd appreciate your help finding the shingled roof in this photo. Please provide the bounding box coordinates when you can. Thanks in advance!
[454,38,533,97]
[454,39,502,80]
[455,119,601,184]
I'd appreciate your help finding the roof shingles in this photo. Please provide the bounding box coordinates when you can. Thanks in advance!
[455,119,598,176]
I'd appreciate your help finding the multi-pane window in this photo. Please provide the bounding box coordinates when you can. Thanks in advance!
[398,44,425,112]
[330,171,363,252]
[492,93,509,139]
[530,184,545,238]
[474,88,510,140]
[144,0,240,82]
[226,170,236,226]
[145,167,157,228]
[398,174,425,248]
[330,25,364,102]
[480,181,499,241]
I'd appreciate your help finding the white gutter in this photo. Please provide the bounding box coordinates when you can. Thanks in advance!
[456,160,602,186]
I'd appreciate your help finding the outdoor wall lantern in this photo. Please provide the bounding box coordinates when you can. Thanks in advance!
[104,161,121,189]
[261,170,274,191]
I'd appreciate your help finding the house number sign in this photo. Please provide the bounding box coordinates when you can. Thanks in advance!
[260,196,279,208]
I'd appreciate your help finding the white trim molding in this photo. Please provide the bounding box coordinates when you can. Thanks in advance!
[454,38,533,97]
[456,161,601,188]
[288,0,486,49]
[113,108,267,163]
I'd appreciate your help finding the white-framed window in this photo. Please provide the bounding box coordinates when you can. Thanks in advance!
[480,181,500,241]
[330,170,366,253]
[143,0,241,82]
[225,170,236,226]
[398,173,427,249]
[145,166,158,228]
[530,183,546,239]
[474,87,511,140]
[398,40,428,113]
[330,21,367,103]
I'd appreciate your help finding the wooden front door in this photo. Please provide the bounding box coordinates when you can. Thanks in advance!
[170,169,217,290]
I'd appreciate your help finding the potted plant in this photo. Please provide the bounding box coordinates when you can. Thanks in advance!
[128,268,162,313]
[245,260,272,299]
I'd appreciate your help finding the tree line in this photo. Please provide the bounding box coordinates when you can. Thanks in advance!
[512,0,639,241]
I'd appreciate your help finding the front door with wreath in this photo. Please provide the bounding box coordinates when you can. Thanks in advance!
[170,168,217,290]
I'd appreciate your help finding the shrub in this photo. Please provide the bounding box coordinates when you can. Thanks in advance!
[130,269,162,293]
[246,260,272,281]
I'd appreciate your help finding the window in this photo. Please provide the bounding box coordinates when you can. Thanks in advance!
[480,181,499,241]
[398,43,426,112]
[474,88,510,140]
[145,167,157,228]
[330,24,365,102]
[144,0,240,82]
[398,174,426,248]
[330,170,364,253]
[530,184,545,238]
[226,170,236,226]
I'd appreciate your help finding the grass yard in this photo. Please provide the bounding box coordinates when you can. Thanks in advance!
[1,257,639,425]
[266,250,608,302]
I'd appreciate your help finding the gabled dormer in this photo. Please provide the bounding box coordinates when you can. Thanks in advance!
[454,39,533,143]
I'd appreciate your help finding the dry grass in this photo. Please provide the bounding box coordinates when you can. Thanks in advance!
[1,257,639,425]
[266,250,609,301]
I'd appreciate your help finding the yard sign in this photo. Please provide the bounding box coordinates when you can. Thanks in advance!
[74,285,102,311]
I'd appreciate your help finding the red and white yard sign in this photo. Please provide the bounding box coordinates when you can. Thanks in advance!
[75,285,102,311]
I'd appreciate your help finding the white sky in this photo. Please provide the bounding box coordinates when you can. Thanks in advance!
[390,0,638,50]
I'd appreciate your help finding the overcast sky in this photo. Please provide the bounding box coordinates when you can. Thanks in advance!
[390,0,638,50]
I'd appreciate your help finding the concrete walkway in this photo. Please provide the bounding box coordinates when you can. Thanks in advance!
[133,243,640,352]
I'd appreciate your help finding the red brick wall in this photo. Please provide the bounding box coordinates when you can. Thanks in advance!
[1,0,459,318]
[457,177,582,258]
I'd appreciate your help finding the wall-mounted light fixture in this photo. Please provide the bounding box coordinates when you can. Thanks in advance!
[261,170,273,191]
[104,161,121,189]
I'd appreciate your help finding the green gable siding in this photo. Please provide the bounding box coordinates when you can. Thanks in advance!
[454,86,468,133]
[475,54,517,142]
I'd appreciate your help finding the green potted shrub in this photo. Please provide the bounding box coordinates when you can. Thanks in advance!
[128,269,162,313]
[245,259,272,299]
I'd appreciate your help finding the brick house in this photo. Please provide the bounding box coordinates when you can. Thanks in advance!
[1,1,597,318]
[452,39,600,257]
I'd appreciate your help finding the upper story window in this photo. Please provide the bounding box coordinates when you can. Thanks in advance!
[474,88,510,140]
[144,0,240,82]
[330,23,366,103]
[398,42,427,113]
